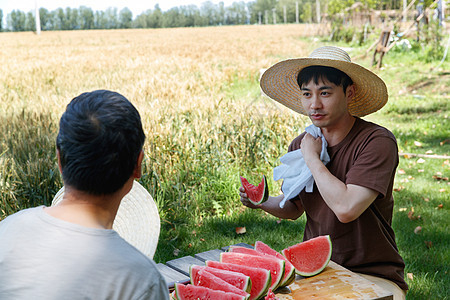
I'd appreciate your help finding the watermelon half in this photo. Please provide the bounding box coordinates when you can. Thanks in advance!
[282,235,332,277]
[190,265,251,293]
[240,175,269,205]
[206,260,271,300]
[174,283,246,300]
[221,252,285,291]
[254,241,296,287]
[190,268,250,299]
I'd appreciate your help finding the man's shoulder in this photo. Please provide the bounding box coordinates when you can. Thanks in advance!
[355,118,396,141]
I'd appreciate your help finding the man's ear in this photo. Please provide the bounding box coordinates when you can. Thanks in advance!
[346,84,356,104]
[133,150,144,179]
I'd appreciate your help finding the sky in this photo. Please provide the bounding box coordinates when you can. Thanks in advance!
[0,0,251,17]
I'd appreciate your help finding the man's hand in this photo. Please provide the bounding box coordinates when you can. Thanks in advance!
[239,186,261,209]
[300,133,322,162]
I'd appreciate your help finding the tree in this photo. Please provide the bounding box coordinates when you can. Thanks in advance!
[79,6,94,29]
[25,11,35,31]
[119,7,133,29]
[0,9,3,31]
[8,10,26,31]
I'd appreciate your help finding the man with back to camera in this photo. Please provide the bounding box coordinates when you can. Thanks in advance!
[0,90,169,300]
[239,46,408,299]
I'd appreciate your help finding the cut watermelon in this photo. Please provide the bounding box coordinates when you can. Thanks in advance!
[240,175,269,205]
[206,260,271,300]
[254,241,296,287]
[190,269,250,299]
[221,252,285,291]
[282,235,332,277]
[174,283,246,300]
[190,265,251,293]
[264,288,279,300]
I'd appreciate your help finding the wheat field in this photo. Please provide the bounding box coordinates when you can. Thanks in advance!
[0,24,330,218]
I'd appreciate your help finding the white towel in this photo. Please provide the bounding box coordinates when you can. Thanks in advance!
[274,124,330,208]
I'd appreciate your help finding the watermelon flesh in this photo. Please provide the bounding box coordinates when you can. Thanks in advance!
[282,235,332,277]
[240,175,269,205]
[254,241,296,287]
[221,252,285,291]
[190,269,250,299]
[190,265,251,293]
[206,260,271,300]
[174,283,246,300]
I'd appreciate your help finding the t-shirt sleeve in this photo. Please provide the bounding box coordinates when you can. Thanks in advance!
[345,133,398,198]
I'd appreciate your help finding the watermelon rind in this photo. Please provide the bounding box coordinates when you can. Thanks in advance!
[174,283,246,300]
[189,265,252,293]
[254,241,296,287]
[221,252,285,291]
[240,175,269,205]
[206,260,271,300]
[282,235,332,277]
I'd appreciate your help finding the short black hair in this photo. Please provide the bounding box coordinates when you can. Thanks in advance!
[56,90,145,195]
[297,66,354,93]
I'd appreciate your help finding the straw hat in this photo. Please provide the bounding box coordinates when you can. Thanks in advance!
[260,46,388,117]
[52,180,160,259]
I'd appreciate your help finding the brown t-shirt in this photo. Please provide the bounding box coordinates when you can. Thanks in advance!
[288,117,408,290]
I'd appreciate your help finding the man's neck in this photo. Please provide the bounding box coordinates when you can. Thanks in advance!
[44,179,133,229]
[321,116,356,147]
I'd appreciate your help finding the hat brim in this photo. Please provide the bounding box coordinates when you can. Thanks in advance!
[260,58,388,117]
[52,180,160,259]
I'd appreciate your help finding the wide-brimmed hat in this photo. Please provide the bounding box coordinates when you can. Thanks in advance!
[52,180,160,259]
[260,46,388,117]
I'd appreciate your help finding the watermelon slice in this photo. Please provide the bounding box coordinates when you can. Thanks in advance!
[254,241,296,287]
[240,175,269,205]
[190,268,250,299]
[206,260,271,300]
[174,283,246,300]
[282,235,332,277]
[190,265,251,293]
[264,288,279,300]
[221,252,285,291]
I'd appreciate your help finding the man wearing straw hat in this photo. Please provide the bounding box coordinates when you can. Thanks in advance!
[240,46,408,299]
[0,90,169,299]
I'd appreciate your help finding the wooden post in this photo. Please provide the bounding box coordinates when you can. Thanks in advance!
[273,8,276,24]
[316,0,321,23]
[284,6,287,24]
[296,2,299,23]
[403,0,408,22]
[35,0,41,34]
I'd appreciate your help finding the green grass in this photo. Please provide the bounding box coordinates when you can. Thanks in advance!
[1,29,449,299]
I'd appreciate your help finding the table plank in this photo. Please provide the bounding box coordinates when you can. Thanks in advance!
[276,261,393,300]
[221,242,254,252]
[156,263,189,289]
[165,255,204,276]
[194,249,224,262]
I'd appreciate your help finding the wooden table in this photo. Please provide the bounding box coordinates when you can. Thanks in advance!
[156,243,393,300]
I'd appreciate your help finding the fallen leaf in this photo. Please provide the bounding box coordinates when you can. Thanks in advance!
[408,176,414,180]
[399,208,407,212]
[394,186,405,192]
[276,219,282,224]
[408,207,420,220]
[424,241,433,249]
[173,248,180,256]
[425,150,433,154]
[407,273,414,280]
[439,188,446,193]
[433,174,449,181]
[401,178,409,183]
[414,141,423,147]
[236,227,246,234]
[440,139,449,146]
[437,204,443,209]
[192,230,197,236]
[188,243,192,248]
[418,169,424,173]
[398,169,406,175]
[423,197,430,202]
[200,238,205,242]
[414,226,422,234]
[417,158,426,164]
